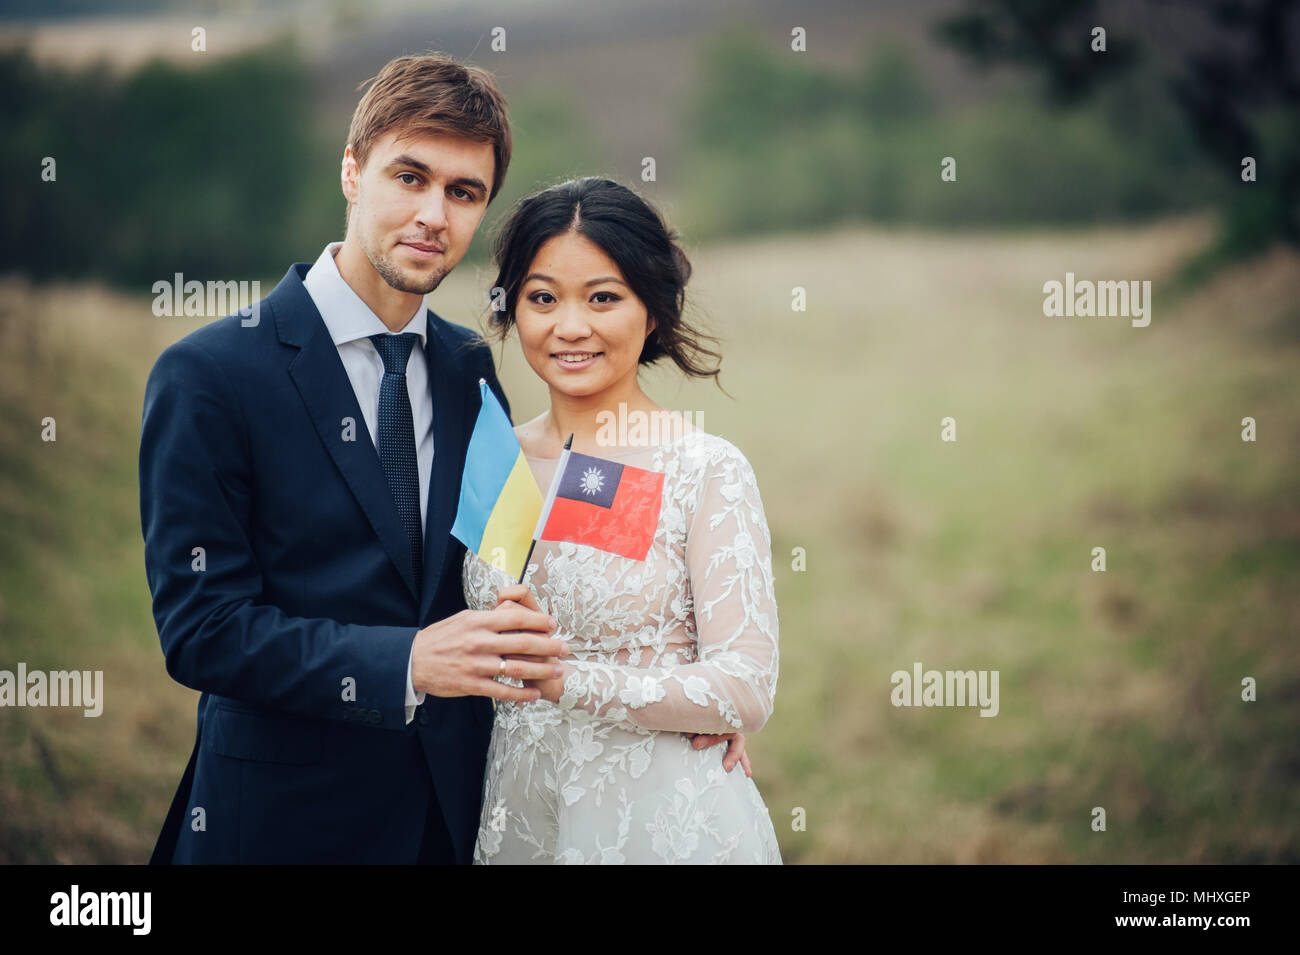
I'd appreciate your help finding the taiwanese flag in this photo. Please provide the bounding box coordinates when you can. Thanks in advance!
[536,449,664,561]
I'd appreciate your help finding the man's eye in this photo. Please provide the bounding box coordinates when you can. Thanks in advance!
[451,187,474,201]
[398,173,419,186]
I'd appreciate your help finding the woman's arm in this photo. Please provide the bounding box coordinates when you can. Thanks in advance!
[535,439,779,734]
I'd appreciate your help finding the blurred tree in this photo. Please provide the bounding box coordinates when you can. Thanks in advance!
[680,28,1216,239]
[860,43,935,129]
[0,40,334,288]
[935,0,1300,267]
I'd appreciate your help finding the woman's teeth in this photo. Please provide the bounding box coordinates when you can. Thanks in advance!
[555,353,598,363]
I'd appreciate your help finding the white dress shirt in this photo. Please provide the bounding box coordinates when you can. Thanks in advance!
[303,242,430,724]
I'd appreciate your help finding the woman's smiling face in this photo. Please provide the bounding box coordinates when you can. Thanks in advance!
[514,231,656,400]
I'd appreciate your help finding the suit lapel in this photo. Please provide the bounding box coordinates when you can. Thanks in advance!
[419,318,470,623]
[274,265,422,603]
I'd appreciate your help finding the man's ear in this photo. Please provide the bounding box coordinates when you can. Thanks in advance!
[341,145,360,204]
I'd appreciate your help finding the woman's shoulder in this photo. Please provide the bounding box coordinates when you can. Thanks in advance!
[668,430,761,487]
[671,432,771,543]
[669,427,749,459]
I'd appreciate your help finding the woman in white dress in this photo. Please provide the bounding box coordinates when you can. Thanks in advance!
[465,177,781,864]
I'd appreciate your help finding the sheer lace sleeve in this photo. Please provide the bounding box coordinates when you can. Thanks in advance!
[554,438,779,733]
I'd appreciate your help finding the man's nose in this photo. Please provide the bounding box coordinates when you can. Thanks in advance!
[414,190,449,233]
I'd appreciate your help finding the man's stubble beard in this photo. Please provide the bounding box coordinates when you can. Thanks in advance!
[363,233,450,296]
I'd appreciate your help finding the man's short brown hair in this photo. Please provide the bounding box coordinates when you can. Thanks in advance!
[347,52,512,203]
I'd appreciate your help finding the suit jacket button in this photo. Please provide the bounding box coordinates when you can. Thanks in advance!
[368,708,381,724]
[417,709,429,726]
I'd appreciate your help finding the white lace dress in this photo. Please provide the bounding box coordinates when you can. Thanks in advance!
[464,430,782,864]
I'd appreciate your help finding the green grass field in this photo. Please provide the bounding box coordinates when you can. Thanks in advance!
[1,216,1296,863]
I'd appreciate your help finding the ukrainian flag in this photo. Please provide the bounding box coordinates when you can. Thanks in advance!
[450,379,543,580]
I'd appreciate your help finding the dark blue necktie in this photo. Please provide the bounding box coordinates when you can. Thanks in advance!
[370,333,422,589]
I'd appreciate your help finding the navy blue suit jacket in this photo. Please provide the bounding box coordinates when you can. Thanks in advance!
[139,263,507,864]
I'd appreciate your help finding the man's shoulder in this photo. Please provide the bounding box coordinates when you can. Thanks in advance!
[148,264,305,375]
[146,317,274,400]
[425,308,488,349]
[424,308,496,370]
[142,305,276,418]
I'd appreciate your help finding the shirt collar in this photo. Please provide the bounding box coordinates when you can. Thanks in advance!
[302,241,428,349]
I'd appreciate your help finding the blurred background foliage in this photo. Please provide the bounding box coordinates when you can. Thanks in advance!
[682,30,1221,237]
[0,35,614,287]
[1,41,324,285]
[5,2,1293,287]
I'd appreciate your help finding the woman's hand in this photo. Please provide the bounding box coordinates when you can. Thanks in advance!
[686,732,752,776]
[524,664,568,703]
[495,583,542,615]
[496,584,568,701]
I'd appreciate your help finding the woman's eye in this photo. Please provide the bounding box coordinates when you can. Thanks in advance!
[529,291,555,305]
[591,291,621,304]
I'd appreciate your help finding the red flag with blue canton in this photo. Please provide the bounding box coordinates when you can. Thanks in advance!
[538,450,664,560]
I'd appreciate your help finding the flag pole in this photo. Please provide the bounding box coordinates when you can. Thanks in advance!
[518,433,573,584]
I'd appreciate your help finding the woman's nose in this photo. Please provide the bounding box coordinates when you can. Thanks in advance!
[554,305,592,338]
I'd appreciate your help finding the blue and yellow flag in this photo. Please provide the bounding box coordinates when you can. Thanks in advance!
[450,379,543,580]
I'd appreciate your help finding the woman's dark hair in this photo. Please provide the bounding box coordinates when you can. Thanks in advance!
[486,177,723,384]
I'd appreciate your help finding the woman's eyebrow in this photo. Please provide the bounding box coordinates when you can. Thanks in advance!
[523,273,627,288]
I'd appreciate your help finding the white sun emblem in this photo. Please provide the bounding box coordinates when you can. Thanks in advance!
[578,467,605,496]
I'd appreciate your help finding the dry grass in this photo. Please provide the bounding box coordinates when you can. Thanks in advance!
[1,216,1297,862]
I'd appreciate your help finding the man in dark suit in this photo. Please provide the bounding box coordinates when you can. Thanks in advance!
[138,54,567,864]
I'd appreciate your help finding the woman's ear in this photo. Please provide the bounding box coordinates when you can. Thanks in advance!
[645,314,658,339]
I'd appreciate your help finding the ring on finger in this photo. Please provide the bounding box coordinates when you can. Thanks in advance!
[497,656,507,679]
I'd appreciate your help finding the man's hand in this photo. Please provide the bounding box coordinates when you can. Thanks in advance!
[496,584,569,703]
[410,585,567,702]
[686,732,752,776]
